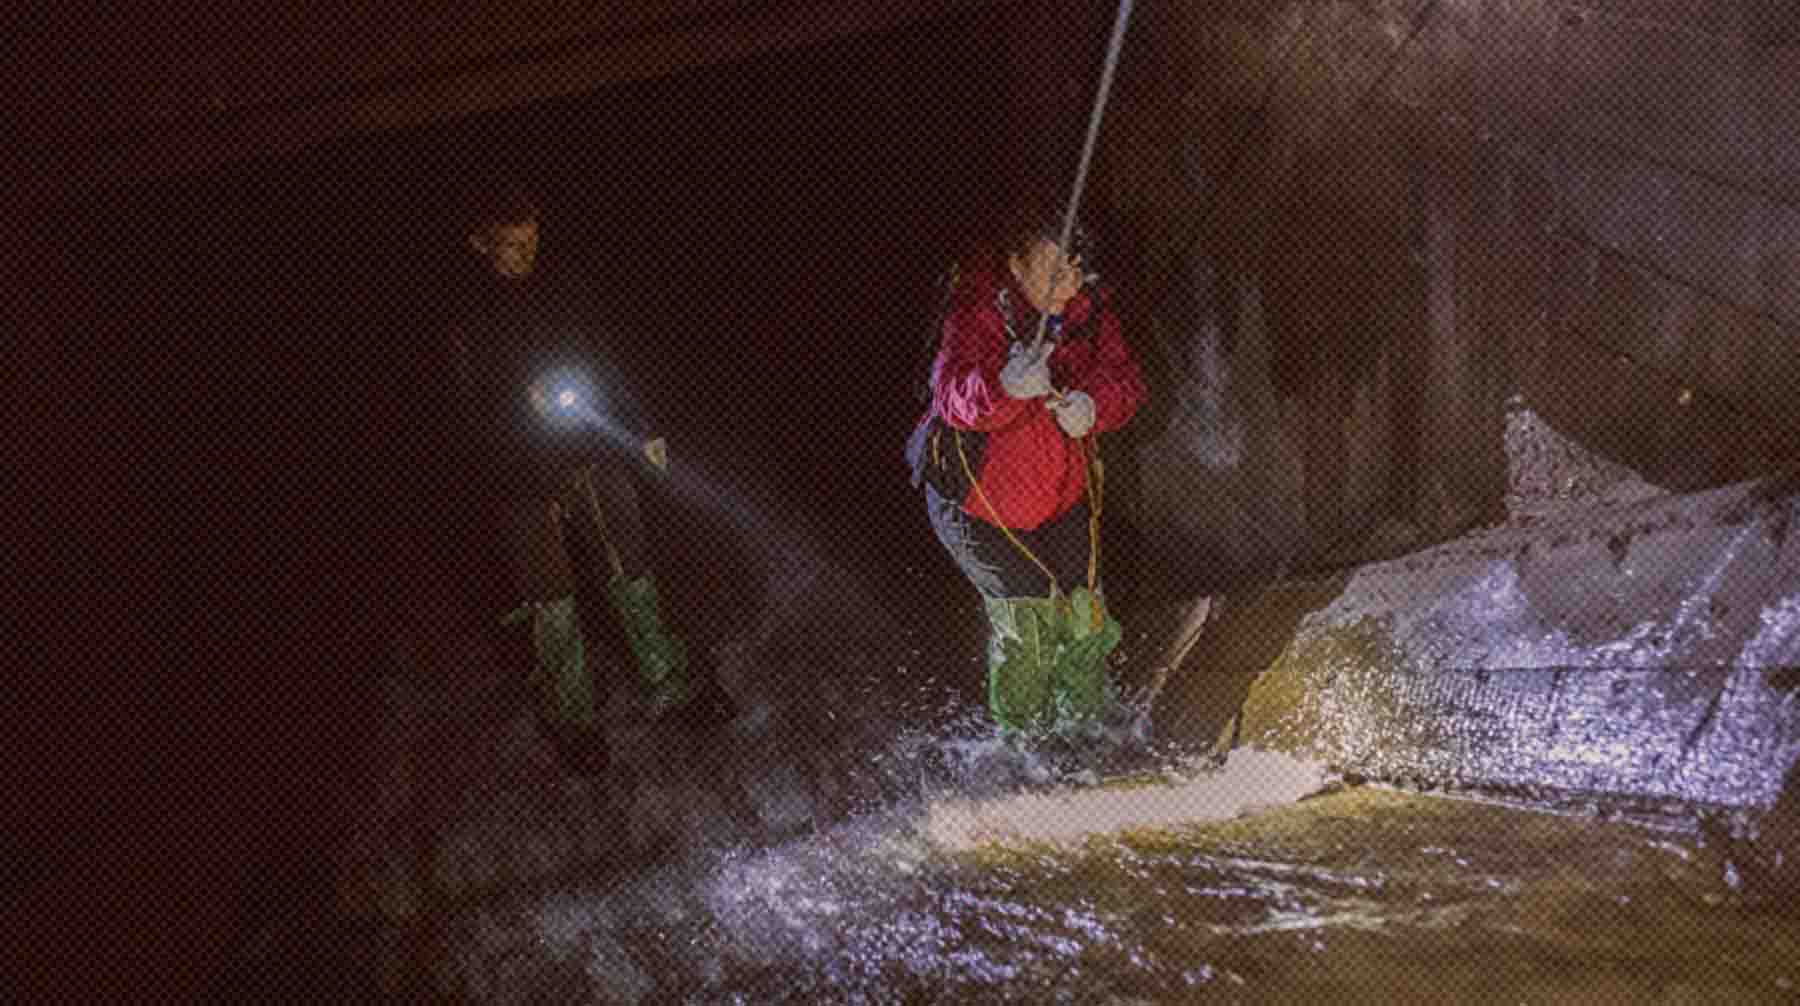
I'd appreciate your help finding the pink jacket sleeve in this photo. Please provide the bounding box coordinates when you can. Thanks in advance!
[931,299,1034,433]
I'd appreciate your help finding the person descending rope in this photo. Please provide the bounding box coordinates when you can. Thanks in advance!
[907,199,1147,741]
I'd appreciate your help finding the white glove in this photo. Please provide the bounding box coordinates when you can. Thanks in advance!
[1049,390,1096,438]
[999,341,1055,399]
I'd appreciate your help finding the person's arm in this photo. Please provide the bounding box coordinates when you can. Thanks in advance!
[559,264,672,472]
[546,326,668,474]
[455,321,575,499]
[1071,290,1146,434]
[599,374,663,470]
[931,298,1037,433]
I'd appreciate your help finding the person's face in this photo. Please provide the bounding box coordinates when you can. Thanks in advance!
[471,219,540,279]
[1009,238,1083,314]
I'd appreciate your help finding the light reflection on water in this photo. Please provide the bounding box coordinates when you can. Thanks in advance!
[548,745,1800,1004]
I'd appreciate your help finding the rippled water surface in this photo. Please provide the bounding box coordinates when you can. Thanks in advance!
[516,749,1799,1005]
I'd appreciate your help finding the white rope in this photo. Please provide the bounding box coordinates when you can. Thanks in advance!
[1029,0,1135,355]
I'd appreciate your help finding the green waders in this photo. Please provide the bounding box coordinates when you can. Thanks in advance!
[502,596,605,774]
[506,573,693,731]
[514,595,598,732]
[957,434,1121,741]
[503,459,696,729]
[570,461,694,719]
[984,585,1122,739]
[604,573,692,718]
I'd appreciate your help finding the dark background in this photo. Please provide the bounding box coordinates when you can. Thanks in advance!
[13,9,1030,996]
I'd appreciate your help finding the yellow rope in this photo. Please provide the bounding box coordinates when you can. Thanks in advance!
[956,423,1108,621]
[957,430,1061,598]
[1083,434,1104,631]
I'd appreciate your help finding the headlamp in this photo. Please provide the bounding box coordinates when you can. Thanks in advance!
[534,367,598,427]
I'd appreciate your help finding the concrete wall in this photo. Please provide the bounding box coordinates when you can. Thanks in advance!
[1041,0,1800,596]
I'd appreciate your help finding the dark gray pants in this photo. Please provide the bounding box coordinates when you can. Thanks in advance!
[501,457,651,604]
[924,486,1095,600]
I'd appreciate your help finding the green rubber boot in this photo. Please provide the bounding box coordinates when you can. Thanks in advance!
[985,595,1059,738]
[1054,587,1123,738]
[517,595,598,733]
[984,588,1122,741]
[606,574,692,718]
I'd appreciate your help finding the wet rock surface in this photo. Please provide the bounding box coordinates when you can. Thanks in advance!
[1503,400,1668,524]
[1162,470,1800,815]
[1100,0,1800,605]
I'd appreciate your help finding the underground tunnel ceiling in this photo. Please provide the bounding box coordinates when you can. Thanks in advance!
[19,0,1016,196]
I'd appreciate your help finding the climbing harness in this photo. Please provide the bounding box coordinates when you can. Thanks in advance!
[1083,434,1104,625]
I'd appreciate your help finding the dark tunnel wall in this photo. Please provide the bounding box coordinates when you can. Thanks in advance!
[1074,0,1800,597]
[14,10,1019,998]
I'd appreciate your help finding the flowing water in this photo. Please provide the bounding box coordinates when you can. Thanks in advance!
[478,739,1799,1005]
[420,471,1800,1004]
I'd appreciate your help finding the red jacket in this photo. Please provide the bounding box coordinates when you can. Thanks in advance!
[928,262,1146,531]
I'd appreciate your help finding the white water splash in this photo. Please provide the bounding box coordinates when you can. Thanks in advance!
[1741,595,1800,668]
[922,748,1335,852]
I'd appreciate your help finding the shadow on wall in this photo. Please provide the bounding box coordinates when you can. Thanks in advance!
[1520,307,1794,494]
[1108,247,1312,603]
[1147,573,1350,753]
[1101,103,1433,602]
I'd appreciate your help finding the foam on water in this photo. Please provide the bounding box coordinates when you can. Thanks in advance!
[922,747,1336,851]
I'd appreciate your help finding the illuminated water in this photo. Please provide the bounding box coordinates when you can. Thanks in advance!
[423,473,1800,1003]
[469,744,1799,1005]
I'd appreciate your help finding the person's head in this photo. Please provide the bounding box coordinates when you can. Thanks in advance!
[466,184,541,279]
[1001,198,1095,315]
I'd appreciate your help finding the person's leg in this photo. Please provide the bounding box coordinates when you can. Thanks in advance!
[565,461,693,718]
[1029,502,1096,600]
[574,455,648,580]
[929,497,1121,739]
[501,494,579,605]
[1023,503,1122,735]
[924,487,1055,599]
[528,595,596,731]
[499,496,604,771]
[927,488,1068,736]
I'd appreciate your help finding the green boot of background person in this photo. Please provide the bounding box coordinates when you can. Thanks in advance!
[504,594,600,733]
[985,587,1122,740]
[606,573,692,718]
